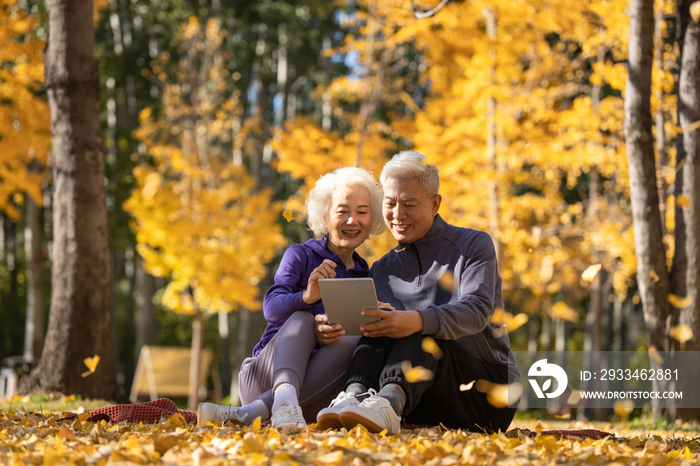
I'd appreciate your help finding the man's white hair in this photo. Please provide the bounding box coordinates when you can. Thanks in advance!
[306,166,385,238]
[380,150,440,196]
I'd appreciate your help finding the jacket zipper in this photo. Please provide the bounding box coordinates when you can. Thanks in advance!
[410,243,423,287]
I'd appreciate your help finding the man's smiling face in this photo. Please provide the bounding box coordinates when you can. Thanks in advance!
[382,176,441,244]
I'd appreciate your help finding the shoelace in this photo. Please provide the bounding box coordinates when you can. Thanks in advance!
[360,394,390,408]
[220,406,247,423]
[330,388,377,407]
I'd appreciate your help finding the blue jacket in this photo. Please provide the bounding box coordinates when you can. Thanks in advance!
[252,237,369,357]
[370,214,514,369]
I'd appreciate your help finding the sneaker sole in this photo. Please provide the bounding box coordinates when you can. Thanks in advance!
[339,411,388,434]
[317,412,343,430]
[196,403,204,427]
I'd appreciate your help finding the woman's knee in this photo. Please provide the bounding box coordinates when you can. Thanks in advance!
[289,310,315,325]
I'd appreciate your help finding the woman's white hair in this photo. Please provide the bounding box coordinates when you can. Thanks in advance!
[306,166,385,238]
[380,150,440,196]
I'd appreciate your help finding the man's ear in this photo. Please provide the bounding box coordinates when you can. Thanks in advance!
[432,194,442,216]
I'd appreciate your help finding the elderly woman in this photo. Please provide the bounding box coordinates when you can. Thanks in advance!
[198,167,384,431]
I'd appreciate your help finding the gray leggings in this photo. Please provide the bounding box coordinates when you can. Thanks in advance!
[238,310,360,419]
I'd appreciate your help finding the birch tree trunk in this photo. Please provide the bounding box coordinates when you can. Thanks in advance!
[676,0,700,421]
[24,0,118,400]
[23,194,44,361]
[624,0,675,419]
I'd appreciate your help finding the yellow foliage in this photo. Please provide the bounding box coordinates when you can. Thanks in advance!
[0,1,50,219]
[125,18,284,314]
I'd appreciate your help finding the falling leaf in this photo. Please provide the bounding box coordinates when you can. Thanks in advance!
[438,269,455,291]
[581,263,602,282]
[669,324,693,348]
[421,337,443,360]
[550,302,579,322]
[540,256,554,284]
[677,194,692,208]
[81,355,101,378]
[649,269,659,283]
[613,399,635,422]
[668,294,693,309]
[475,380,522,408]
[661,166,676,183]
[649,346,664,365]
[460,380,475,391]
[282,209,294,222]
[491,307,506,325]
[401,360,434,383]
[567,389,582,405]
[555,413,571,419]
[491,309,528,337]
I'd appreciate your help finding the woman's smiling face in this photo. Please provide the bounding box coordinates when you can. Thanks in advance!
[325,184,372,254]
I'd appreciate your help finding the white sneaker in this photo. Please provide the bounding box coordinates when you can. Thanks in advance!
[338,394,401,434]
[271,400,307,433]
[197,403,247,427]
[316,389,375,430]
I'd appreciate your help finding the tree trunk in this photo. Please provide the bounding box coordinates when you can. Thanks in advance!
[135,253,156,352]
[677,0,700,421]
[188,307,204,411]
[24,0,118,400]
[23,194,45,361]
[625,0,676,419]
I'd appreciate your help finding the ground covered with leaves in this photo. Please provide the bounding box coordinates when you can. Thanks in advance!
[1,406,699,465]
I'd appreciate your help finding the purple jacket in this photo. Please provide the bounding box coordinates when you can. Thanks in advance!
[252,237,369,357]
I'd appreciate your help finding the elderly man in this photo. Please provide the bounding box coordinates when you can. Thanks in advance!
[316,151,520,434]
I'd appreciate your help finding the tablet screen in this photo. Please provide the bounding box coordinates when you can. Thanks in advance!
[318,278,381,335]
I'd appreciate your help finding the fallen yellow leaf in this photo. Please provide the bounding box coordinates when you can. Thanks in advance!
[161,413,187,429]
[668,294,693,309]
[421,337,443,360]
[58,424,75,440]
[81,355,100,378]
[581,263,602,282]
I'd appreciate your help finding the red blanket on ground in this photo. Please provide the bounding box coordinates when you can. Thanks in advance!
[60,399,613,440]
[62,398,197,424]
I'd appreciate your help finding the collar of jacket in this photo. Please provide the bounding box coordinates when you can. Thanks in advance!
[306,236,369,272]
[394,214,448,259]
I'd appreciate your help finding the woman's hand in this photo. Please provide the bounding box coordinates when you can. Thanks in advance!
[315,314,345,345]
[302,259,337,304]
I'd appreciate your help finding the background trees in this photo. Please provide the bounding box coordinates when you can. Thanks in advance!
[1,0,698,420]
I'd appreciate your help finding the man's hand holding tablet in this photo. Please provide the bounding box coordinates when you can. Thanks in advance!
[318,278,389,336]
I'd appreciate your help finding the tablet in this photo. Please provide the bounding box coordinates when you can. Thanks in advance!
[318,278,382,335]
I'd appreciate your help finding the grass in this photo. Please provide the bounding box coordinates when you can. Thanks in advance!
[0,392,113,414]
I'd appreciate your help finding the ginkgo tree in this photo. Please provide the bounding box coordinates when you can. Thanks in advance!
[0,0,49,219]
[124,17,284,410]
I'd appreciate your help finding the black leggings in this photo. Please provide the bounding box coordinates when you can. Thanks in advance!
[345,334,517,432]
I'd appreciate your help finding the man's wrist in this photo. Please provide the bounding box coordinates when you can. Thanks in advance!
[412,310,424,334]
